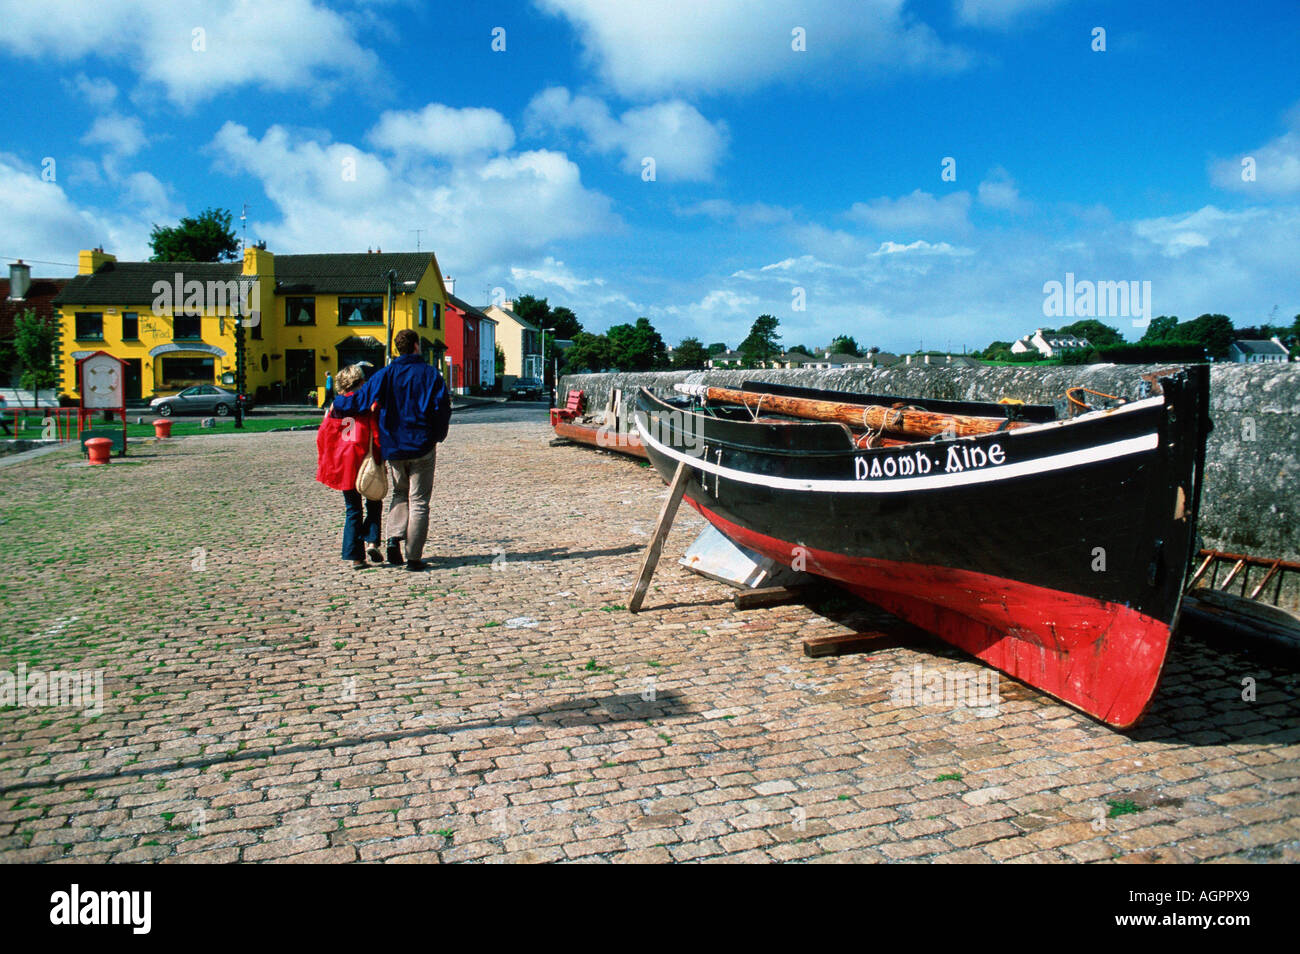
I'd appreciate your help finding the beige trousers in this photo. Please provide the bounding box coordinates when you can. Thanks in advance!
[386,445,436,560]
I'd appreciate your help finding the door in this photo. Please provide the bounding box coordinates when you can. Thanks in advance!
[285,349,315,403]
[123,359,142,401]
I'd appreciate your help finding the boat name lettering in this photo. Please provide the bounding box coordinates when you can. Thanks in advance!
[853,443,1005,480]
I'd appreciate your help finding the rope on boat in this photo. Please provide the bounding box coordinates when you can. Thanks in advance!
[1066,386,1124,416]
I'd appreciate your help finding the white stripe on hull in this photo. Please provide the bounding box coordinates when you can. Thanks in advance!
[635,416,1160,494]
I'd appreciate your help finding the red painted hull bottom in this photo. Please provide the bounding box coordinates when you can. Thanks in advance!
[692,501,1171,728]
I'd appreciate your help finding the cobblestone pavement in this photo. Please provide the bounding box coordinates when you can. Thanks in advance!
[1,417,1297,864]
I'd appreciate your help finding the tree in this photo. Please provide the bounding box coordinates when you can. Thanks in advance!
[829,335,860,356]
[787,343,814,357]
[607,317,668,371]
[739,314,781,367]
[563,332,613,373]
[494,344,506,376]
[549,306,582,339]
[13,309,58,399]
[1182,313,1235,360]
[1057,319,1122,349]
[672,337,708,370]
[706,342,728,355]
[149,207,240,262]
[1140,315,1179,343]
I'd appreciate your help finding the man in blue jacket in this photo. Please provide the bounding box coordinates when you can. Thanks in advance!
[332,329,452,571]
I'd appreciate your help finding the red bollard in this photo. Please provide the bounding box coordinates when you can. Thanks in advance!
[86,437,112,465]
[153,419,173,439]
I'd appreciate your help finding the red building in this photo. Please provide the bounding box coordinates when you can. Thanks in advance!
[2,260,68,387]
[445,292,487,394]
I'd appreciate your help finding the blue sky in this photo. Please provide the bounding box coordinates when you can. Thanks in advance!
[2,0,1298,353]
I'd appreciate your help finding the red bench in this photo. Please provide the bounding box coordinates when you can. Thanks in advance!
[550,389,585,426]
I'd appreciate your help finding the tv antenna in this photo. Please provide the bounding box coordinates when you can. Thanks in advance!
[240,202,250,252]
[410,228,426,252]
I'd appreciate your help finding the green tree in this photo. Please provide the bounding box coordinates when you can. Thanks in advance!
[739,314,781,367]
[549,306,582,339]
[1140,315,1179,342]
[563,331,613,372]
[672,337,708,370]
[607,317,668,371]
[1181,313,1235,360]
[13,309,58,398]
[706,342,728,355]
[149,207,240,262]
[787,343,814,357]
[494,344,506,376]
[510,294,549,329]
[829,335,860,356]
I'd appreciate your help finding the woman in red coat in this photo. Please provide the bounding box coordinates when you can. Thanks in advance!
[316,364,383,569]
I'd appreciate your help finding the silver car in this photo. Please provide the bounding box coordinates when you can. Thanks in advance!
[150,385,249,417]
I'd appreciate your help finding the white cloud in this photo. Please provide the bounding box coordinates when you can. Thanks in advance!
[64,73,119,109]
[526,87,729,182]
[955,0,1066,29]
[0,154,155,267]
[533,0,971,96]
[509,258,605,295]
[1132,205,1262,258]
[977,166,1029,212]
[207,120,619,274]
[1210,107,1300,196]
[845,189,972,234]
[0,0,380,106]
[81,114,148,157]
[677,199,794,226]
[367,104,516,160]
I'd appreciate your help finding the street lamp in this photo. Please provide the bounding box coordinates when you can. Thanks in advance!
[540,326,555,406]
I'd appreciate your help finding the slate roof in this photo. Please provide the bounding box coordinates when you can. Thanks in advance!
[53,252,439,305]
[54,262,240,306]
[1230,338,1289,356]
[274,253,434,294]
[487,305,538,332]
[447,294,496,323]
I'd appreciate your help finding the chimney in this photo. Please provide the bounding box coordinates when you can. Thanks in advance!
[8,260,31,300]
[444,275,455,296]
[502,299,514,312]
[78,248,116,274]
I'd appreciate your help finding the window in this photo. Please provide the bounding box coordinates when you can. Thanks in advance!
[338,297,382,325]
[418,298,428,327]
[174,314,202,339]
[431,302,441,330]
[285,297,315,326]
[250,315,262,340]
[160,357,213,388]
[122,312,138,339]
[75,312,103,340]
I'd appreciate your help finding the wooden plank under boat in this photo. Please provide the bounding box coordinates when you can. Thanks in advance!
[633,367,1213,728]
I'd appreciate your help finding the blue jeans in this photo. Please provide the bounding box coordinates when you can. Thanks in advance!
[341,490,382,561]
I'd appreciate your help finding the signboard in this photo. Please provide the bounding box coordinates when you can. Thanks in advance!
[79,352,125,410]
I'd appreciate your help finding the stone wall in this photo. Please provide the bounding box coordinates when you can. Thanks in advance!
[560,363,1300,575]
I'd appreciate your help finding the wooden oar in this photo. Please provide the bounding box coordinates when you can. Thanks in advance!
[676,384,1026,439]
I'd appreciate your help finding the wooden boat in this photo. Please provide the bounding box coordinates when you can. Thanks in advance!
[633,367,1212,728]
[552,417,648,459]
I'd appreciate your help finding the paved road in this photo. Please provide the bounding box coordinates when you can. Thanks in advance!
[0,416,1296,863]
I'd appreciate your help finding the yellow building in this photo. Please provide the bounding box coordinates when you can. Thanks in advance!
[53,247,449,404]
[482,300,541,385]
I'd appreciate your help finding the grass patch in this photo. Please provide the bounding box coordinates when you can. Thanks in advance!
[935,772,963,782]
[1106,798,1146,819]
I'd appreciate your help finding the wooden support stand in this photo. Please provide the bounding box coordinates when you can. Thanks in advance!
[733,584,818,610]
[628,461,691,613]
[802,631,920,658]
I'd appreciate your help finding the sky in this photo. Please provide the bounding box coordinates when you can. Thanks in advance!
[1,0,1298,354]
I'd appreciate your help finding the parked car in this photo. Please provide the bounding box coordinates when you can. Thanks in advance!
[508,377,545,401]
[150,385,253,417]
